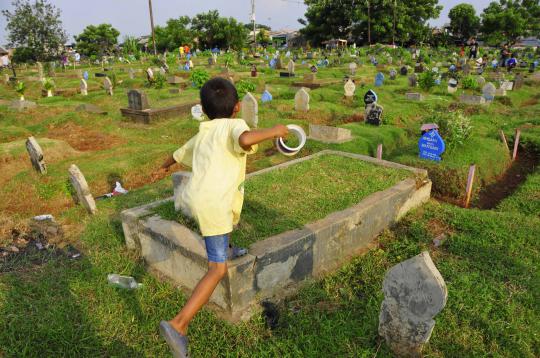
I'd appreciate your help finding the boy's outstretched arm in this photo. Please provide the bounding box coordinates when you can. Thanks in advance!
[239,124,289,151]
[151,155,176,182]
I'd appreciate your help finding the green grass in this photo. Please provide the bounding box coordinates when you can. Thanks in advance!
[154,154,412,247]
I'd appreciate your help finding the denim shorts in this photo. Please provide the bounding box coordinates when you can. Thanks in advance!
[204,233,230,263]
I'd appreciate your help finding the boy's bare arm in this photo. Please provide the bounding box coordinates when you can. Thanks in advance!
[151,155,176,182]
[239,124,289,151]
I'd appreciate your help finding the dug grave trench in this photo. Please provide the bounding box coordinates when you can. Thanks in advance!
[121,150,431,322]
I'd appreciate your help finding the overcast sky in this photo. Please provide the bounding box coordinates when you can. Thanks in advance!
[0,0,493,46]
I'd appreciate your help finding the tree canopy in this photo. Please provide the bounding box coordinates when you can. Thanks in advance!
[74,24,120,58]
[191,10,248,50]
[481,0,540,45]
[2,0,68,62]
[448,3,480,41]
[299,0,442,46]
[155,16,193,52]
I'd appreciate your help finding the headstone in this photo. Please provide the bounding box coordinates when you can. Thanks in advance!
[365,103,384,126]
[419,130,445,161]
[303,73,317,83]
[310,65,318,73]
[344,79,356,98]
[3,73,10,84]
[408,74,418,87]
[128,68,135,79]
[103,77,113,95]
[146,68,154,82]
[375,72,384,87]
[261,90,273,103]
[462,63,470,75]
[68,164,97,214]
[379,252,447,357]
[495,88,507,97]
[447,78,458,94]
[9,100,37,111]
[389,69,397,80]
[37,62,44,81]
[513,74,524,90]
[349,62,357,75]
[309,124,352,143]
[482,83,496,101]
[295,88,310,112]
[363,89,378,106]
[191,104,204,121]
[460,95,487,105]
[414,63,424,73]
[400,66,408,76]
[406,93,424,101]
[128,89,149,110]
[500,81,514,91]
[76,103,107,114]
[167,76,183,84]
[241,92,258,128]
[287,60,295,75]
[476,76,486,87]
[25,136,46,174]
[80,79,88,96]
[276,57,283,70]
[76,69,83,79]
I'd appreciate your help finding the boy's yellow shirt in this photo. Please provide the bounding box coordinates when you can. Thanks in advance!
[173,118,257,237]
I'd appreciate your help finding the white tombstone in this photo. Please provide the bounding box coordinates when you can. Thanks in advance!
[379,252,447,357]
[349,62,357,75]
[191,104,204,121]
[447,78,458,94]
[68,164,97,215]
[146,68,154,82]
[344,79,356,97]
[103,77,113,95]
[294,88,310,112]
[500,81,514,91]
[241,92,258,128]
[3,73,9,84]
[80,79,88,96]
[25,136,46,174]
[36,62,44,81]
[287,60,295,75]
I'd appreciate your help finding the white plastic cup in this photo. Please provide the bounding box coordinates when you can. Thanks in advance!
[276,124,306,156]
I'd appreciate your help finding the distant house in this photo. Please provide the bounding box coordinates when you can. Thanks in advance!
[514,37,540,49]
[322,39,347,49]
[0,46,8,56]
[269,29,305,48]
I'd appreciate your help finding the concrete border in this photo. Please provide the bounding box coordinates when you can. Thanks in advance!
[121,150,431,322]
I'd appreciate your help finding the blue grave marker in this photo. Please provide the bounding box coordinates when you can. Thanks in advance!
[375,72,384,87]
[261,90,273,103]
[418,130,445,161]
[83,71,89,80]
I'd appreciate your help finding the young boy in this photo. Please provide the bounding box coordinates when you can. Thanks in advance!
[153,77,288,358]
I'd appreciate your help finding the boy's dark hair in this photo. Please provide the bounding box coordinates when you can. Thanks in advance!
[200,78,239,119]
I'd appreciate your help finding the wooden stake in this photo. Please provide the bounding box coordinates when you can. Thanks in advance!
[512,129,521,161]
[376,144,382,160]
[499,130,509,153]
[464,164,476,208]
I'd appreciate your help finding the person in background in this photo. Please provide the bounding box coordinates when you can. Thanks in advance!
[500,44,510,67]
[468,37,479,59]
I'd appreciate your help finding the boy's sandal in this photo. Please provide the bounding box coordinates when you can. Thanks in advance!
[229,246,248,259]
[159,321,189,358]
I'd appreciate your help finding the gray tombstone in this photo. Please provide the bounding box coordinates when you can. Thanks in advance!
[482,83,496,101]
[349,62,357,75]
[287,60,295,75]
[303,73,316,83]
[379,252,447,357]
[476,76,486,87]
[389,69,397,80]
[408,74,418,87]
[295,88,310,112]
[406,92,424,101]
[513,74,524,90]
[103,77,113,95]
[128,89,149,110]
[241,92,258,128]
[463,63,470,75]
[365,103,384,126]
[25,136,46,174]
[128,68,135,79]
[68,164,97,214]
[309,124,352,143]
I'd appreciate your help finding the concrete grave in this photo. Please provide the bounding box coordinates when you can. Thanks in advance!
[379,251,447,357]
[365,103,384,126]
[128,89,150,111]
[482,83,496,101]
[68,164,97,215]
[241,92,258,128]
[167,76,184,85]
[495,88,507,97]
[476,76,486,87]
[9,100,36,111]
[76,104,107,115]
[295,88,310,112]
[309,124,352,143]
[25,136,46,174]
[406,93,424,101]
[460,94,487,105]
[80,79,88,96]
[121,150,432,322]
[103,77,113,95]
[408,74,418,87]
[500,81,513,91]
[513,74,524,90]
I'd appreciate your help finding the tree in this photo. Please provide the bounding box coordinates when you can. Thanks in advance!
[481,0,540,45]
[257,29,272,46]
[74,24,120,58]
[2,0,68,62]
[191,10,248,50]
[154,16,193,52]
[299,0,442,46]
[448,4,480,41]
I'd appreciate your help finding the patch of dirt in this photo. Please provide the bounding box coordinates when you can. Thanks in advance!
[520,97,539,107]
[495,97,513,107]
[292,111,334,125]
[46,122,125,151]
[474,149,538,210]
[342,113,364,123]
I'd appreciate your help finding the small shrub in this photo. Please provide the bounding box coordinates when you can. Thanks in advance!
[15,81,26,95]
[153,73,166,89]
[43,78,55,91]
[419,71,437,92]
[437,111,473,149]
[461,75,478,91]
[190,68,210,89]
[235,80,256,98]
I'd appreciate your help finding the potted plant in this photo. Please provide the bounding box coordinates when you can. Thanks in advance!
[15,81,26,101]
[43,77,55,97]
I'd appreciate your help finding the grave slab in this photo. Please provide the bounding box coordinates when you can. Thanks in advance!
[309,124,353,143]
[121,150,431,322]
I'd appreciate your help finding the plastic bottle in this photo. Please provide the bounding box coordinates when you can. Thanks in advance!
[107,274,142,289]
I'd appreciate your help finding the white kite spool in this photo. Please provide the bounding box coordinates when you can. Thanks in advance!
[276,124,306,156]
